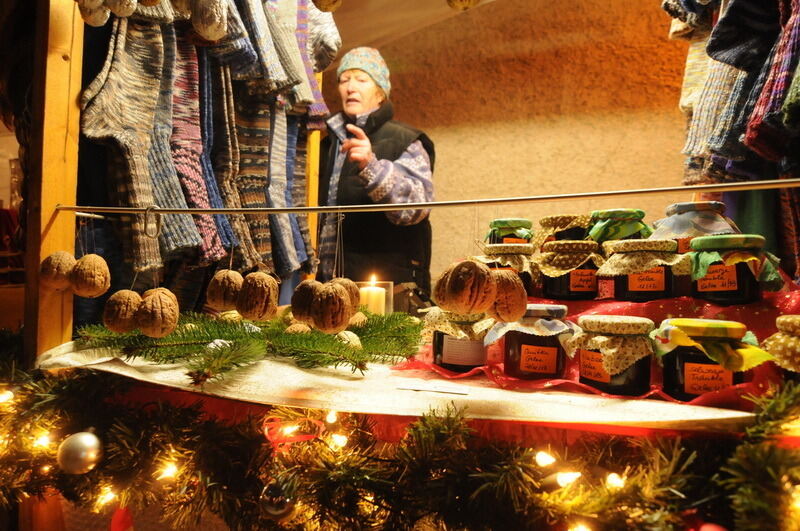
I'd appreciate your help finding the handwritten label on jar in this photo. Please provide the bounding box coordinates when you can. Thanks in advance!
[697,264,738,292]
[441,336,486,366]
[503,237,528,244]
[684,362,733,395]
[677,238,692,254]
[628,267,665,292]
[569,269,597,292]
[579,349,611,383]
[520,345,557,374]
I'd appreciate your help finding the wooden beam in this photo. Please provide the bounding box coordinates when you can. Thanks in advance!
[305,73,323,258]
[23,0,83,366]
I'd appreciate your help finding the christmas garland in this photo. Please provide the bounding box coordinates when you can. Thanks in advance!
[2,333,800,530]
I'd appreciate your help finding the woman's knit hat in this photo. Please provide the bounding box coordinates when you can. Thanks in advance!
[336,47,391,97]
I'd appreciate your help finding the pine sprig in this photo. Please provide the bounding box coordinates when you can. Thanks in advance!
[186,338,266,386]
[745,381,800,441]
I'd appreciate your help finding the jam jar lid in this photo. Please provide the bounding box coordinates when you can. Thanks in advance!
[489,218,533,229]
[590,208,646,221]
[663,318,747,340]
[542,240,599,253]
[776,315,800,336]
[539,215,590,228]
[689,234,765,252]
[665,201,726,216]
[524,304,568,319]
[602,238,677,255]
[577,315,654,335]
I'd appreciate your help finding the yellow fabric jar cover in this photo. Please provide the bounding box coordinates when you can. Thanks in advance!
[533,240,605,278]
[531,215,591,250]
[597,239,692,277]
[565,315,655,376]
[423,307,494,341]
[763,315,800,371]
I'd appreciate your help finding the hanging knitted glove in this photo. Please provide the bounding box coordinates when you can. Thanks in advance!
[105,0,138,17]
[706,0,781,72]
[190,0,228,41]
[77,3,111,27]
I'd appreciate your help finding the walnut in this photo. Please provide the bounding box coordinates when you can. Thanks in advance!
[103,290,143,333]
[206,269,243,311]
[236,272,279,321]
[335,330,362,349]
[285,323,312,334]
[348,311,368,328]
[291,279,323,324]
[143,287,178,306]
[330,277,360,313]
[487,270,527,323]
[70,254,111,298]
[218,310,242,322]
[312,0,342,12]
[40,251,77,291]
[135,289,179,338]
[310,283,352,334]
[433,260,497,315]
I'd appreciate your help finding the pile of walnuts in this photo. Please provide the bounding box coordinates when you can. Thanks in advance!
[433,260,526,322]
[40,251,111,298]
[290,277,363,334]
[205,269,280,322]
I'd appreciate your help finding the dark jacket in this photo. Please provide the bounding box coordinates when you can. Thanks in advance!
[320,101,435,294]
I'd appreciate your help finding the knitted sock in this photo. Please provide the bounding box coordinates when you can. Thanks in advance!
[269,0,314,106]
[148,23,203,260]
[678,28,711,116]
[202,0,258,72]
[233,82,275,271]
[267,102,301,276]
[307,1,341,73]
[708,66,759,158]
[783,59,800,128]
[210,61,262,270]
[198,46,237,250]
[132,0,175,22]
[189,0,228,41]
[286,115,315,271]
[231,0,291,92]
[242,2,302,100]
[707,0,782,72]
[172,25,227,264]
[81,17,162,272]
[296,0,329,125]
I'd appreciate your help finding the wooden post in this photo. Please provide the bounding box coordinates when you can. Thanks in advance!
[305,73,323,253]
[23,0,83,368]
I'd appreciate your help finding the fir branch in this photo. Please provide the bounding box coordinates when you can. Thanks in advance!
[745,381,800,441]
[186,338,265,386]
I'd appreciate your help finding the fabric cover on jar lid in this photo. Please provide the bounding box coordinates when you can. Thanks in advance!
[764,315,800,371]
[602,239,678,255]
[542,240,599,253]
[662,318,747,340]
[591,208,646,221]
[777,315,800,335]
[689,234,765,251]
[665,201,726,216]
[524,304,568,319]
[577,315,655,335]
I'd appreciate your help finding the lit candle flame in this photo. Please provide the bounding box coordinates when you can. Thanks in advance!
[556,471,582,488]
[370,274,377,287]
[535,451,556,467]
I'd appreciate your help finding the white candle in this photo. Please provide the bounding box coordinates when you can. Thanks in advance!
[359,276,386,315]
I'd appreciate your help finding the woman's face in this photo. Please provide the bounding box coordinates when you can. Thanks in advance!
[339,69,384,117]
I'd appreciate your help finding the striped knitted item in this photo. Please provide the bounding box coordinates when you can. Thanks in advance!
[210,62,262,270]
[267,102,301,276]
[307,1,340,73]
[198,46,237,250]
[707,0,782,71]
[679,28,711,116]
[290,118,318,273]
[269,0,314,106]
[202,0,258,72]
[148,23,202,260]
[231,0,292,93]
[782,59,800,127]
[708,70,756,159]
[131,1,175,22]
[172,26,227,265]
[744,4,800,161]
[233,82,275,271]
[81,17,162,272]
[295,0,329,127]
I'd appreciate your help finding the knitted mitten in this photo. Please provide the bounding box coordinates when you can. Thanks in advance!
[148,23,203,259]
[171,26,226,264]
[203,0,258,71]
[707,0,782,71]
[307,0,340,72]
[81,17,163,272]
[210,62,262,270]
[190,0,228,41]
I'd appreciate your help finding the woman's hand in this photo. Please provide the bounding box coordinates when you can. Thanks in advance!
[341,124,374,170]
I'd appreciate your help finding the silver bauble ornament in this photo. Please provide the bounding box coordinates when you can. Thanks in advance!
[57,431,103,474]
[260,485,296,521]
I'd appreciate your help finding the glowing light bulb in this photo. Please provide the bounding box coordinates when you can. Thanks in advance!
[330,434,348,450]
[157,462,179,480]
[95,486,116,508]
[605,473,626,490]
[326,411,338,424]
[556,471,582,488]
[33,433,51,448]
[0,390,14,403]
[792,485,800,511]
[40,465,51,474]
[282,425,299,436]
[535,451,556,467]
[568,524,592,531]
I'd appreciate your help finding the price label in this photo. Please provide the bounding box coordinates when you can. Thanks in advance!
[441,336,486,366]
[569,269,597,292]
[503,237,528,244]
[677,238,692,254]
[628,267,665,292]
[697,264,738,292]
[579,349,610,383]
[684,362,733,395]
[519,345,557,374]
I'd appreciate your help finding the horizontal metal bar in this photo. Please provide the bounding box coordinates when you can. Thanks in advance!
[54,178,800,216]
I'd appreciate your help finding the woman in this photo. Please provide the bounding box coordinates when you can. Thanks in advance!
[318,47,435,303]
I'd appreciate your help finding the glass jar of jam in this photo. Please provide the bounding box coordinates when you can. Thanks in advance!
[688,234,765,305]
[486,218,533,245]
[537,241,603,301]
[534,215,591,250]
[500,304,573,380]
[650,201,739,254]
[655,319,749,401]
[763,315,800,383]
[433,330,487,373]
[587,209,652,243]
[598,239,688,302]
[568,315,654,396]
